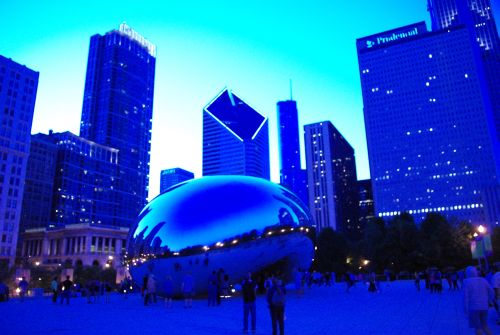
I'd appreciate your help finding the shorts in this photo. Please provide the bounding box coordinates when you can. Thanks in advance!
[469,310,488,329]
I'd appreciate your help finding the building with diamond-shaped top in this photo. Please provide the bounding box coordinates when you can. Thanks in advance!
[202,88,270,180]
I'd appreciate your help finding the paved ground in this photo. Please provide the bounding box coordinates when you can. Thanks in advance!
[0,280,498,335]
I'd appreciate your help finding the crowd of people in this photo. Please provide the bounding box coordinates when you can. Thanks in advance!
[2,263,500,334]
[3,275,117,305]
[135,268,289,334]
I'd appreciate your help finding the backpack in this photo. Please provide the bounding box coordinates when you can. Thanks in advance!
[272,287,285,306]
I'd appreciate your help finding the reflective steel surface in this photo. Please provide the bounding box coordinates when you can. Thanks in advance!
[127,176,313,257]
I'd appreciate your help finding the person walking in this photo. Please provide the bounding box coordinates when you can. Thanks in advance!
[216,268,224,305]
[182,272,194,308]
[50,277,59,303]
[415,272,421,291]
[164,275,174,308]
[436,270,443,293]
[267,277,286,335]
[242,272,257,333]
[0,281,9,302]
[18,277,29,302]
[463,266,494,335]
[146,274,157,305]
[208,272,218,307]
[368,272,378,293]
[293,268,303,295]
[451,271,460,291]
[345,272,354,293]
[142,274,148,301]
[60,276,73,305]
[491,265,500,325]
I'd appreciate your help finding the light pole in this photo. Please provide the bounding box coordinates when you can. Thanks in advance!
[477,225,489,273]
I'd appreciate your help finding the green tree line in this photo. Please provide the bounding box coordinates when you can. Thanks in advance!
[314,212,499,275]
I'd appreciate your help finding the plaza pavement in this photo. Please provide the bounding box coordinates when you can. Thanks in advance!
[0,280,498,335]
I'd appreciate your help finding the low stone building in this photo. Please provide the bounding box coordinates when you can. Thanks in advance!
[19,224,128,269]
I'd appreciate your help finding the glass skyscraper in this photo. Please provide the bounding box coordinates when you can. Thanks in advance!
[358,179,375,233]
[428,0,500,140]
[304,121,359,234]
[80,24,156,227]
[51,132,120,226]
[277,100,308,206]
[160,167,194,193]
[202,88,270,179]
[21,131,121,228]
[277,100,301,182]
[0,55,39,266]
[357,19,500,224]
[21,133,57,230]
[428,0,499,51]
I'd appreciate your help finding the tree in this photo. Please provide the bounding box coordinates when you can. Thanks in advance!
[419,213,473,269]
[383,213,421,272]
[359,217,386,272]
[314,228,350,274]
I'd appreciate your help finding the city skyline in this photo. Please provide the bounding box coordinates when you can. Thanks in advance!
[1,0,499,200]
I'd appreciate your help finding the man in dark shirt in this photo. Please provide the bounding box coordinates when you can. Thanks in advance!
[267,277,286,335]
[61,276,73,305]
[18,277,29,301]
[242,272,257,333]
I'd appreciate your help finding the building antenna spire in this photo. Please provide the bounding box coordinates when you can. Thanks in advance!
[289,79,293,100]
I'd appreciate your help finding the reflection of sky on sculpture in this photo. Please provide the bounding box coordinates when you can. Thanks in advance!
[132,176,311,252]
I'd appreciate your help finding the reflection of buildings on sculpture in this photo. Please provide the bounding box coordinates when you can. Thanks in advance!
[19,224,128,270]
[130,233,313,296]
[127,176,314,295]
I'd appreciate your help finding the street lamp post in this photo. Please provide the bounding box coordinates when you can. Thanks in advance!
[477,225,489,273]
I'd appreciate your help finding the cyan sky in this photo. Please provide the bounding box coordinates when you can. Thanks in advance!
[1,0,499,199]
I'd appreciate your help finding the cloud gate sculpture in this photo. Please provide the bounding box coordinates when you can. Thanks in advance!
[126,176,314,295]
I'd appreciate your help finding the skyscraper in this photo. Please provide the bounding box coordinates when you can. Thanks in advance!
[277,100,301,183]
[21,131,121,228]
[20,133,57,230]
[202,88,270,179]
[80,24,156,227]
[277,100,308,205]
[428,0,499,51]
[50,132,120,226]
[428,0,500,140]
[0,55,39,266]
[304,121,359,234]
[357,20,500,224]
[160,167,194,193]
[358,179,375,233]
